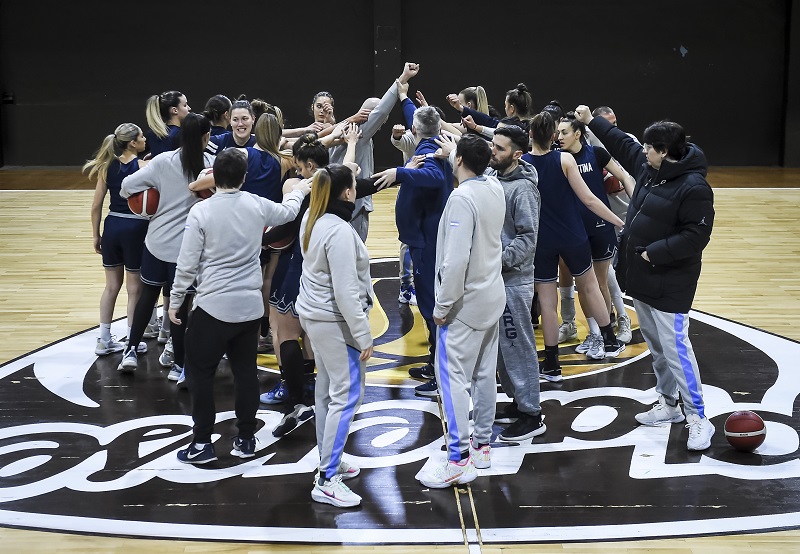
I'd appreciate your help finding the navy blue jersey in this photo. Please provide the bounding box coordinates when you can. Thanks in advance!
[106,158,141,215]
[145,125,180,158]
[570,144,613,234]
[210,125,228,137]
[522,151,587,248]
[206,131,255,156]
[242,147,283,202]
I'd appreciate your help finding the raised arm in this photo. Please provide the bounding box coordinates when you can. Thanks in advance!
[576,105,646,178]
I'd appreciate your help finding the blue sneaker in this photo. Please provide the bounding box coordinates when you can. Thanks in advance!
[177,442,217,464]
[260,380,287,404]
[230,436,256,458]
[398,285,417,306]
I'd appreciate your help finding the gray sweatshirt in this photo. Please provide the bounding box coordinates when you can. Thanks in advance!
[329,80,398,215]
[486,160,540,286]
[120,150,211,263]
[169,189,304,323]
[296,212,374,351]
[433,175,507,330]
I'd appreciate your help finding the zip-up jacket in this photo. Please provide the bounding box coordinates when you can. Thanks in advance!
[588,117,714,314]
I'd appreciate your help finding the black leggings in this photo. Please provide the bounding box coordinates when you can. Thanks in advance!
[129,283,191,366]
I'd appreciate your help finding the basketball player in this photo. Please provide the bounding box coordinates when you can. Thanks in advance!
[522,112,625,381]
[575,104,716,450]
[118,113,213,380]
[204,99,256,156]
[297,164,374,508]
[172,148,310,465]
[85,124,149,355]
[203,94,232,137]
[144,91,190,158]
[416,134,506,487]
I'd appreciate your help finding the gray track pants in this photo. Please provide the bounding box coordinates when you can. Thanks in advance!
[435,319,499,462]
[300,318,366,480]
[497,284,541,416]
[634,300,706,418]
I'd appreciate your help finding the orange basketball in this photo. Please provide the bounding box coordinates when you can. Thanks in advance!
[127,188,159,218]
[264,227,295,251]
[194,168,215,199]
[724,410,766,452]
[603,169,624,194]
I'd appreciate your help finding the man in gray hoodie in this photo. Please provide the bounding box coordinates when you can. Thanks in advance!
[487,125,546,442]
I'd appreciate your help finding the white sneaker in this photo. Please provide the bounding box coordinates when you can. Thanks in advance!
[95,336,125,356]
[159,337,174,367]
[176,367,188,390]
[586,334,606,359]
[143,320,160,339]
[158,328,170,344]
[337,460,361,480]
[575,333,600,354]
[311,474,361,507]
[557,320,578,343]
[616,314,633,344]
[418,457,477,489]
[130,341,147,353]
[635,395,685,426]
[118,348,137,373]
[167,364,182,381]
[469,437,491,469]
[686,414,715,451]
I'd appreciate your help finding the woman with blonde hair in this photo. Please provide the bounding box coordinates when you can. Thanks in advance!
[145,91,191,157]
[296,163,373,508]
[85,123,149,355]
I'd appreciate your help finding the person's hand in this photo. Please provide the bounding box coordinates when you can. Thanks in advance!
[373,167,398,190]
[329,121,348,140]
[574,105,593,124]
[93,236,101,254]
[343,122,361,144]
[405,154,425,169]
[461,115,478,132]
[398,62,419,84]
[359,345,373,362]
[397,79,410,101]
[322,103,335,123]
[415,90,428,107]
[433,315,446,326]
[392,124,406,140]
[293,177,313,196]
[446,94,464,113]
[168,307,181,326]
[350,107,371,124]
[434,133,458,159]
[309,121,326,133]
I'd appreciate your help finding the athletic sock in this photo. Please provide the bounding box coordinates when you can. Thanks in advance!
[544,345,560,368]
[587,317,601,336]
[162,315,170,333]
[149,307,158,326]
[303,359,316,374]
[260,316,270,338]
[100,323,112,342]
[280,340,305,408]
[559,286,576,323]
[600,323,617,347]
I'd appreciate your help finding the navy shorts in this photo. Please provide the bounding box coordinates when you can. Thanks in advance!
[101,214,148,271]
[534,240,593,283]
[587,224,618,262]
[139,245,177,287]
[269,242,302,317]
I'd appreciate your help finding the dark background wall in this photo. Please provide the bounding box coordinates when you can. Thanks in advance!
[0,0,796,168]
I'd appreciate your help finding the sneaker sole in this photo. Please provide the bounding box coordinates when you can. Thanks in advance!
[635,414,686,426]
[339,467,360,480]
[418,470,477,489]
[230,449,256,458]
[415,389,440,398]
[260,396,285,404]
[498,423,547,442]
[472,459,491,469]
[617,333,633,344]
[494,417,519,424]
[159,358,173,368]
[540,373,563,383]
[117,365,135,374]
[95,347,124,356]
[311,487,361,507]
[177,456,218,465]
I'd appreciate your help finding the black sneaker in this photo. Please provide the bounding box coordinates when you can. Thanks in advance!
[540,366,563,382]
[415,378,439,397]
[230,436,257,458]
[498,413,546,442]
[495,402,522,424]
[409,363,435,379]
[177,442,217,464]
[272,404,314,437]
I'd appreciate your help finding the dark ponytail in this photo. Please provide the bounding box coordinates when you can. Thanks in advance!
[179,113,211,181]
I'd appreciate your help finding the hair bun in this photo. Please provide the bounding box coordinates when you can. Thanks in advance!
[517,83,528,93]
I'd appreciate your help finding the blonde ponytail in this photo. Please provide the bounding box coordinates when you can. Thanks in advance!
[475,86,489,115]
[302,168,332,252]
[83,123,141,182]
[146,95,168,139]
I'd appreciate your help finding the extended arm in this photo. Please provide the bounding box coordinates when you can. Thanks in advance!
[562,153,624,228]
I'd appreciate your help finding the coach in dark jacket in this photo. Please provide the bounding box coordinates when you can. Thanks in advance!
[575,105,715,452]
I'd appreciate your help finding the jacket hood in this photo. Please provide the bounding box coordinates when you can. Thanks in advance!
[655,143,708,182]
[495,158,538,185]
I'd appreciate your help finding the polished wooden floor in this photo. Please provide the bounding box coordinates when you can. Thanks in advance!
[0,167,799,552]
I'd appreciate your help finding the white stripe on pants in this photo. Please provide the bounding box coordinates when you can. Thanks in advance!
[634,299,706,418]
[435,319,499,462]
[300,317,366,480]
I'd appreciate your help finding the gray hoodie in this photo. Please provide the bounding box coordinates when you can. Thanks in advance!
[486,159,540,287]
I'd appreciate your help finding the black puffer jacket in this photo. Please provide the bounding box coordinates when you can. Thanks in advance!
[588,117,714,314]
